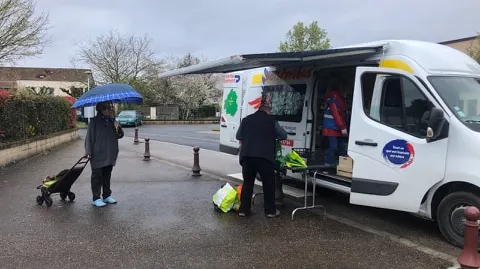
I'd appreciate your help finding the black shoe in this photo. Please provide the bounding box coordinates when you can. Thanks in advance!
[266,209,280,218]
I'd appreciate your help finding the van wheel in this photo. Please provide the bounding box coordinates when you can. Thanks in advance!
[436,191,480,248]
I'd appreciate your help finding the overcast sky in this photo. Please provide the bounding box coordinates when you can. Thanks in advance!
[16,0,480,68]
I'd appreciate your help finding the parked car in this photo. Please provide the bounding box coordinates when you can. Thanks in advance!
[116,110,143,127]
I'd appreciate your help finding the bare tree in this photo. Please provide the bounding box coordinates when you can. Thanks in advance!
[74,30,159,84]
[0,0,50,65]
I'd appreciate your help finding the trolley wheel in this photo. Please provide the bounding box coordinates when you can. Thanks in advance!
[36,195,44,205]
[68,192,75,201]
[45,197,53,207]
[60,193,67,200]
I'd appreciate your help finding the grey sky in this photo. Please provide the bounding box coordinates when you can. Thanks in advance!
[17,0,480,68]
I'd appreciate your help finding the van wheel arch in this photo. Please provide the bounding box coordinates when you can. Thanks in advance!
[431,181,480,221]
[431,182,480,247]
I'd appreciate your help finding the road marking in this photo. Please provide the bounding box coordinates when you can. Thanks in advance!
[123,136,235,158]
[126,133,219,142]
[197,131,220,135]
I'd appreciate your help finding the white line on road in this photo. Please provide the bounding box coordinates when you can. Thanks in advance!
[126,133,219,143]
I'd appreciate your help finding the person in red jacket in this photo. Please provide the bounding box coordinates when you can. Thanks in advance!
[322,79,348,167]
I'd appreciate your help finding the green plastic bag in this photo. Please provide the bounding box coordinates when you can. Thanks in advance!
[284,150,307,168]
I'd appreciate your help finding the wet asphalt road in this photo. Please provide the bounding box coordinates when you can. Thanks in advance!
[0,139,453,269]
[122,124,220,151]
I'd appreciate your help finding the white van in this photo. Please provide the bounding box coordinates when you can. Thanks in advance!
[159,40,480,247]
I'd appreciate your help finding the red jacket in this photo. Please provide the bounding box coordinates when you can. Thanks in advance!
[322,90,347,137]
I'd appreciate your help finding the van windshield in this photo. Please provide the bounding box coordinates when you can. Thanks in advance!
[428,76,480,128]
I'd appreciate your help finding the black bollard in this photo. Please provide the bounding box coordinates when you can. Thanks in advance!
[192,146,201,177]
[134,127,139,145]
[143,138,151,161]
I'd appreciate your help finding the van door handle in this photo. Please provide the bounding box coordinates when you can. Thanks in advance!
[355,140,378,147]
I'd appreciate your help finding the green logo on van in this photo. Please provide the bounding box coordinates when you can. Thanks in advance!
[224,89,238,117]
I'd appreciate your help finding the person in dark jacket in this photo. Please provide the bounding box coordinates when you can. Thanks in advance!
[85,101,124,207]
[322,79,348,167]
[236,95,287,218]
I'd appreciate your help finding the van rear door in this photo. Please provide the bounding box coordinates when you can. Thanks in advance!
[348,67,448,213]
[219,73,243,154]
[241,68,313,154]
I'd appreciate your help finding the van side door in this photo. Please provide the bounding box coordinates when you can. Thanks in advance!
[348,67,448,213]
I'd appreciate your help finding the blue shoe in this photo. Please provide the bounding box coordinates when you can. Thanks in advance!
[103,196,117,204]
[93,199,106,207]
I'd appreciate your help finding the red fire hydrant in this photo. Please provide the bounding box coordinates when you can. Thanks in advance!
[458,206,480,269]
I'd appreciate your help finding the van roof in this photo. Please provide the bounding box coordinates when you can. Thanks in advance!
[159,40,480,78]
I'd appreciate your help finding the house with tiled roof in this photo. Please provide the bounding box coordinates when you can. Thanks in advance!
[0,67,95,96]
[439,35,477,55]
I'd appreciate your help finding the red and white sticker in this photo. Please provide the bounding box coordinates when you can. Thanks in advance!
[281,139,294,147]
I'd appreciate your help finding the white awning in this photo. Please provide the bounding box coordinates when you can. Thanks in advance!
[159,46,384,78]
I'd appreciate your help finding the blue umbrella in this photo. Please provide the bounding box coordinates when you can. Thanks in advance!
[71,83,143,109]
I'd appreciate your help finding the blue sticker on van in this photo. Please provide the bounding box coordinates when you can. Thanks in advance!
[382,139,415,168]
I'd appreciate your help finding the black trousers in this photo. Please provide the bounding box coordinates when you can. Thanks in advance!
[239,157,276,215]
[91,165,113,201]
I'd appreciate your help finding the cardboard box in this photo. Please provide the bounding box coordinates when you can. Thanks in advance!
[337,156,353,178]
[336,169,352,179]
[339,156,353,170]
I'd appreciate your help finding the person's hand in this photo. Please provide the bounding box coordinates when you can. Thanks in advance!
[341,129,348,136]
[114,120,120,130]
[84,153,91,159]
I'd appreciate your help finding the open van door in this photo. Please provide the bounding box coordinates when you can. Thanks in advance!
[348,67,448,213]
[219,73,243,154]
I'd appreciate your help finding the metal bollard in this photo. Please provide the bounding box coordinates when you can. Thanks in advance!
[143,138,151,161]
[134,127,139,145]
[458,206,480,269]
[192,146,201,177]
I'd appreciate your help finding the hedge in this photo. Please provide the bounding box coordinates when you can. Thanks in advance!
[63,96,77,128]
[0,91,74,143]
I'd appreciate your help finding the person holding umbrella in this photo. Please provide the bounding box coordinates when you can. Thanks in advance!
[85,101,124,207]
[72,83,143,207]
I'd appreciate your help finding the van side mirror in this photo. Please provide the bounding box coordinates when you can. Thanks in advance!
[426,107,446,142]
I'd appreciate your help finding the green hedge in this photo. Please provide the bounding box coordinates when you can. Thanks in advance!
[0,92,72,143]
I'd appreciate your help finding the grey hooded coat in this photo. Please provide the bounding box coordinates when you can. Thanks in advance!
[85,115,124,170]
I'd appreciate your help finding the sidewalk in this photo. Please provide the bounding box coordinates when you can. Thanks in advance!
[119,136,462,258]
[0,138,454,268]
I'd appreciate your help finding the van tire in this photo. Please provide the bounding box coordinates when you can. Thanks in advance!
[436,191,480,248]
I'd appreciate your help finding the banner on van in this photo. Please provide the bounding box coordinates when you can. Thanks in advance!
[251,67,313,85]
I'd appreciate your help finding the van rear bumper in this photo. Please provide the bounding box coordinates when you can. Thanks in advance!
[219,144,239,155]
